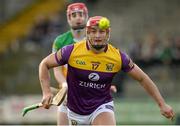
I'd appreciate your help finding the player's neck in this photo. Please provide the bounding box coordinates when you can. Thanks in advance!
[71,28,86,41]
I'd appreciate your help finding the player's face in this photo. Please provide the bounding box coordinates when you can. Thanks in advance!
[87,26,108,50]
[68,11,86,30]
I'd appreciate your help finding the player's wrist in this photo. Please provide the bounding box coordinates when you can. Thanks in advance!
[158,101,166,107]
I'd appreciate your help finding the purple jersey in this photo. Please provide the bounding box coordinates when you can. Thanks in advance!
[55,40,134,115]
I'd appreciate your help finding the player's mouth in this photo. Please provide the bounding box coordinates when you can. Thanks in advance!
[72,24,85,30]
[94,39,103,43]
[76,22,82,25]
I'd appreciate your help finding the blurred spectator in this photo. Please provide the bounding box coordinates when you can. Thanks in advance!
[159,35,174,65]
[23,13,66,54]
[22,15,51,53]
[27,15,51,45]
[48,11,67,36]
[141,32,162,66]
[40,13,67,55]
[129,37,143,65]
[173,36,180,61]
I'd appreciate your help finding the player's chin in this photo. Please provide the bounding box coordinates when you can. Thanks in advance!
[72,24,85,30]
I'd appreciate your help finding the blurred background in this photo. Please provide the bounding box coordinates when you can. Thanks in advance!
[0,0,179,125]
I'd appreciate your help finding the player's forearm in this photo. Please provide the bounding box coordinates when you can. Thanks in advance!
[53,67,67,88]
[39,60,51,95]
[139,75,165,107]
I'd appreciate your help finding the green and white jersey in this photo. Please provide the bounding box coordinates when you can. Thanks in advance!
[52,31,74,53]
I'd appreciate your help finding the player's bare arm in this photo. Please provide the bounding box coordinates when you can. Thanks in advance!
[127,64,175,120]
[39,50,62,109]
[53,66,67,88]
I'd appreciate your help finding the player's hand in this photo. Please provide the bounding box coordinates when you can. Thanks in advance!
[110,85,117,93]
[160,103,175,121]
[41,92,53,109]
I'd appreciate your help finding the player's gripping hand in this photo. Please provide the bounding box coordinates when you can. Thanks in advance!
[41,92,53,109]
[160,103,175,121]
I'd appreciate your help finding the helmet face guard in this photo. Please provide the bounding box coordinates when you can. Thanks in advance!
[67,3,88,30]
[86,16,110,50]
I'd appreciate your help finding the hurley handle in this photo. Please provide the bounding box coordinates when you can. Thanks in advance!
[22,103,42,117]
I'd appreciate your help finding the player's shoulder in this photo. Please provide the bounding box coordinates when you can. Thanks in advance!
[62,43,74,51]
[52,31,73,52]
[107,42,120,52]
[71,40,86,52]
[74,40,86,46]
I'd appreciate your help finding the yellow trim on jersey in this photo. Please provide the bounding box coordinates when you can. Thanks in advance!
[68,41,122,73]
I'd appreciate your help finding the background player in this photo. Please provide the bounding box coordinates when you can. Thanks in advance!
[52,2,88,125]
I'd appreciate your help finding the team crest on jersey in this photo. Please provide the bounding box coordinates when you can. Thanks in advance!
[91,61,100,70]
[88,73,100,81]
[106,63,114,71]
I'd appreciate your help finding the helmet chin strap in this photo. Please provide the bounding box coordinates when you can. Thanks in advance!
[88,39,106,51]
[91,44,106,50]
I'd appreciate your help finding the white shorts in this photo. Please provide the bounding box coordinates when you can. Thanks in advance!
[57,95,67,113]
[57,103,67,113]
[67,101,114,125]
